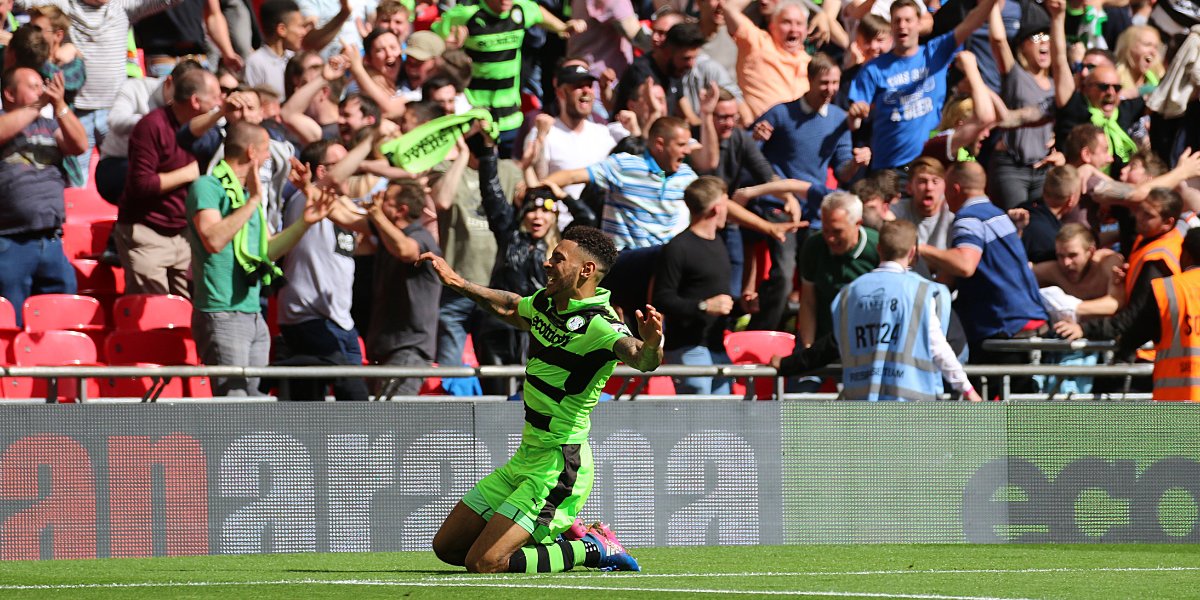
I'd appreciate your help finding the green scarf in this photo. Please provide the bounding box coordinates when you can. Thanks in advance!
[1066,5,1107,45]
[1088,105,1137,167]
[212,160,282,286]
[379,108,498,173]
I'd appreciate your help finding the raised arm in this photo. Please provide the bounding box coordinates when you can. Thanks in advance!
[268,186,333,260]
[280,77,332,146]
[542,168,592,189]
[366,191,422,262]
[204,0,243,71]
[690,82,721,173]
[537,6,587,38]
[988,1,1015,77]
[613,305,664,372]
[1047,0,1076,107]
[418,251,530,329]
[192,174,262,254]
[719,0,753,38]
[954,0,999,47]
[341,44,407,118]
[303,0,353,51]
[433,143,471,212]
[323,128,377,184]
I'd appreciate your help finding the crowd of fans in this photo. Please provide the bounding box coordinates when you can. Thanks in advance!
[4,0,1200,397]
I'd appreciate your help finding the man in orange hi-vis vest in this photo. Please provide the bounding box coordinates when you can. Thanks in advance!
[1055,189,1183,371]
[1116,227,1200,401]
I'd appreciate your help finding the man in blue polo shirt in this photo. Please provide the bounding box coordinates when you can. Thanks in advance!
[919,162,1047,394]
[847,0,998,172]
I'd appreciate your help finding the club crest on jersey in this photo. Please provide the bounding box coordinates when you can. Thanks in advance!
[512,7,523,24]
[567,315,586,332]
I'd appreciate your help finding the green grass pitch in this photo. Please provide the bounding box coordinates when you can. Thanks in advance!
[0,545,1197,599]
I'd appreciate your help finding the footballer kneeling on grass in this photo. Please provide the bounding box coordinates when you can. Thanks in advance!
[420,225,662,573]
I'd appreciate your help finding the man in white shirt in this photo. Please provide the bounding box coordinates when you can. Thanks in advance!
[524,63,616,225]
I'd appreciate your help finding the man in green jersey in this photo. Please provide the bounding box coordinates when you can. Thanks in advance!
[420,224,662,573]
[431,0,586,158]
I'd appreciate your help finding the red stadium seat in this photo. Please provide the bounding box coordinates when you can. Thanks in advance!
[112,294,193,331]
[72,258,125,295]
[725,331,796,400]
[97,330,195,398]
[64,186,117,222]
[62,219,115,259]
[23,294,106,332]
[602,374,676,398]
[7,330,100,401]
[0,297,17,369]
[104,329,198,365]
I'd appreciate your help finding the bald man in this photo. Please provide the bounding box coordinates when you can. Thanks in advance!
[1048,0,1144,169]
[919,162,1047,393]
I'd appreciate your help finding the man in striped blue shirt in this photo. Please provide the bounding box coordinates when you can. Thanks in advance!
[544,116,697,251]
[542,116,697,317]
[544,115,797,317]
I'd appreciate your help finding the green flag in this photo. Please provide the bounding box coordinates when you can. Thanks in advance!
[378,108,498,173]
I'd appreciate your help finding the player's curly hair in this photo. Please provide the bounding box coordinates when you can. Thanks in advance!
[563,225,617,278]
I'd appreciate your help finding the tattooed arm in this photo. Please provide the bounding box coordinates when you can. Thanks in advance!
[418,252,530,330]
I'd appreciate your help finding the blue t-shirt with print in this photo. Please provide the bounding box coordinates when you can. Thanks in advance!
[849,32,960,170]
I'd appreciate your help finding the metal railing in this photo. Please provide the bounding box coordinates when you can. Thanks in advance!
[0,362,1157,403]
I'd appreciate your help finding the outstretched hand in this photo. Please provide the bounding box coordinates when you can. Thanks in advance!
[417,251,465,287]
[634,304,664,347]
[302,185,337,224]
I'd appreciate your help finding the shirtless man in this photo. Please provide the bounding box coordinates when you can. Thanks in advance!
[1032,223,1123,319]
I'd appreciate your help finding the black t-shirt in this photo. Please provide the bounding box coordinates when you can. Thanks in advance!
[612,54,683,119]
[1018,199,1062,264]
[1054,92,1144,159]
[134,0,207,56]
[651,229,733,351]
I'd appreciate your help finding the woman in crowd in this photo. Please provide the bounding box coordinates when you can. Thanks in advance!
[467,127,595,394]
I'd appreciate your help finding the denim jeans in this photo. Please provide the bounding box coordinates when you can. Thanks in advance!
[0,233,76,328]
[436,291,475,366]
[664,345,731,395]
[74,109,109,189]
[279,318,369,401]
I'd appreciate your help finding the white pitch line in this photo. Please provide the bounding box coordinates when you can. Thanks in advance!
[430,566,1200,581]
[0,578,1035,599]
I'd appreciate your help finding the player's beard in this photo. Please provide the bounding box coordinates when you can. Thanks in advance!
[545,267,578,298]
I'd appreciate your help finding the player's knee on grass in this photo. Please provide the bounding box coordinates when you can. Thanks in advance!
[431,535,468,566]
[464,546,512,574]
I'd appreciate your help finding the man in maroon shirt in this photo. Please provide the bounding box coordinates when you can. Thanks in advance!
[115,67,221,297]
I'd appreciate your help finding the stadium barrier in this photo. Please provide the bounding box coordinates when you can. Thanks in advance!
[0,398,1196,561]
[1,362,1157,402]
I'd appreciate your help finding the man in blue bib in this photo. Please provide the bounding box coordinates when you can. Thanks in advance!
[832,219,980,402]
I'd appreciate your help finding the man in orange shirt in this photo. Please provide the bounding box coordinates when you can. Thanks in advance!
[721,0,811,118]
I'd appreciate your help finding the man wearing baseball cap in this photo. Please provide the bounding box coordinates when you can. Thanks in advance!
[400,30,448,101]
[524,60,616,224]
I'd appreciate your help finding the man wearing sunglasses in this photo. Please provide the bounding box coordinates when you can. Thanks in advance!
[1049,0,1143,173]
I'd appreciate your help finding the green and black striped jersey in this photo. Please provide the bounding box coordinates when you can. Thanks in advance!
[517,288,631,447]
[432,0,544,133]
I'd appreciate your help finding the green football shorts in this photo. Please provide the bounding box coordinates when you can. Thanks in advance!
[463,441,594,543]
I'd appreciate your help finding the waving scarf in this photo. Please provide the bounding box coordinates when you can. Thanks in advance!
[212,159,282,286]
[378,108,498,173]
[1088,105,1137,167]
